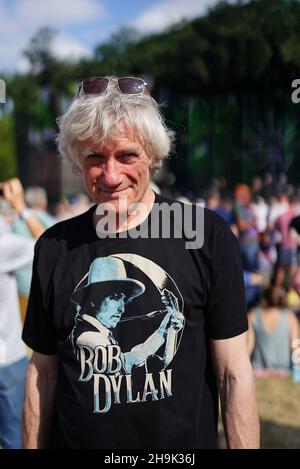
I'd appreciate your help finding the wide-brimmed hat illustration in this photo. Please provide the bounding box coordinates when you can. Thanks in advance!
[71,256,145,306]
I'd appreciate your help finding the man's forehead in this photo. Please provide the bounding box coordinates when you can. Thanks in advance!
[80,132,144,153]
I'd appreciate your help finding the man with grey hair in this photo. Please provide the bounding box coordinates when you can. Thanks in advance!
[22,76,259,449]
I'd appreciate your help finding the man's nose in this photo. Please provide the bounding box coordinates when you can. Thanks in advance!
[101,158,122,187]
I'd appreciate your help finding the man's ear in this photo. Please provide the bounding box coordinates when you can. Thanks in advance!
[149,160,156,172]
[150,158,162,173]
[73,164,83,175]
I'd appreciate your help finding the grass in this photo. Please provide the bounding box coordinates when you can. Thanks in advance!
[219,376,300,449]
[256,376,300,448]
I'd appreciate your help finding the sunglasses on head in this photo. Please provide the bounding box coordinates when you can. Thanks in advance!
[77,76,150,97]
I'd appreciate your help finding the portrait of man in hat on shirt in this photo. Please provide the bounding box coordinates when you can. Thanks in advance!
[69,256,184,374]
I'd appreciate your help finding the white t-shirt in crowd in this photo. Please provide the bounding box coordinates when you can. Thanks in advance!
[0,232,34,366]
[251,199,269,233]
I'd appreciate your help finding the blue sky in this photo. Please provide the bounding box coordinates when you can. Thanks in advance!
[0,0,222,73]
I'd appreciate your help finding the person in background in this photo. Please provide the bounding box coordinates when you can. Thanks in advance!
[51,195,74,221]
[0,179,45,240]
[217,176,231,199]
[0,179,45,448]
[258,229,277,287]
[251,176,263,198]
[234,184,260,273]
[267,193,290,272]
[204,189,220,212]
[285,269,300,319]
[243,271,264,310]
[11,185,56,321]
[218,195,236,227]
[248,285,299,376]
[267,193,289,233]
[69,193,93,217]
[251,195,268,236]
[273,194,299,289]
[205,190,235,226]
[24,187,55,227]
[287,216,300,319]
[289,213,300,260]
[277,173,288,195]
[261,172,275,200]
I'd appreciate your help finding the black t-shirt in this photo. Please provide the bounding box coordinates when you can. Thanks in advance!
[22,193,248,449]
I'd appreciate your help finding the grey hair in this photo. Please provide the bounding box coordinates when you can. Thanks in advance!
[56,84,175,172]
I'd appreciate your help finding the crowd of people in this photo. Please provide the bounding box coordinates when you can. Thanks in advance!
[0,179,93,448]
[201,174,300,312]
[172,173,300,378]
[0,171,299,448]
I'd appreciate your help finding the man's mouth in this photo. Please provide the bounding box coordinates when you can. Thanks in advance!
[98,187,131,194]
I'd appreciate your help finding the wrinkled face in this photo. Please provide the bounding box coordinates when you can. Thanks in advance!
[78,127,153,212]
[96,293,126,329]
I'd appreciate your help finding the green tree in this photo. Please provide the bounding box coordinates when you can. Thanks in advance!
[0,114,17,180]
[88,0,300,93]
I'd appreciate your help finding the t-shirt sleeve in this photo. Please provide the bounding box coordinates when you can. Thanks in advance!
[22,236,58,354]
[206,214,248,340]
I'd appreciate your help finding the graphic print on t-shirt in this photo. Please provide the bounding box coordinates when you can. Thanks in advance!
[68,253,185,413]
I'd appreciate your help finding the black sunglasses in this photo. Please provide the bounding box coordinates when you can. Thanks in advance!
[77,76,150,97]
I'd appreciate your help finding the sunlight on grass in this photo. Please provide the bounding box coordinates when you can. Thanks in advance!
[218,376,300,448]
[256,376,300,448]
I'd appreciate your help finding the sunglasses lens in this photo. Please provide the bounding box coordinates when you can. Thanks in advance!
[82,77,109,94]
[118,78,146,94]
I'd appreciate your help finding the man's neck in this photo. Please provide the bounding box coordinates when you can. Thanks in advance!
[93,187,155,233]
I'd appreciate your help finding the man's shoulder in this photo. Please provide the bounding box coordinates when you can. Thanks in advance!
[155,194,227,219]
[155,194,231,246]
[155,194,226,225]
[38,205,96,245]
[203,206,232,230]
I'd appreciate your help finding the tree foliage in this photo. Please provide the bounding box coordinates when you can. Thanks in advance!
[6,0,300,101]
[0,114,16,180]
[113,0,300,93]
